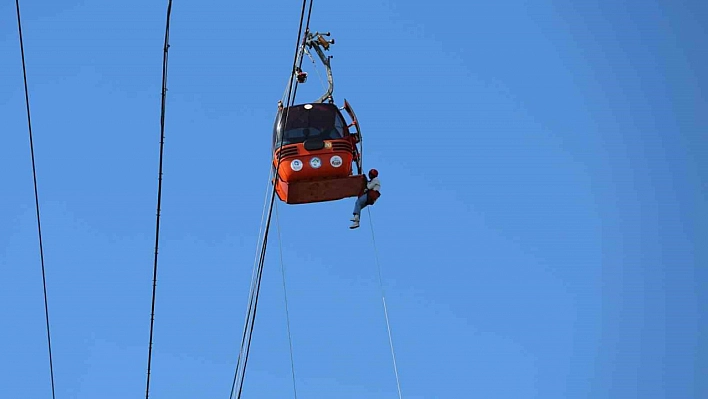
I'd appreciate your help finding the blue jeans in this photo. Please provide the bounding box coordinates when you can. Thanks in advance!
[353,193,368,215]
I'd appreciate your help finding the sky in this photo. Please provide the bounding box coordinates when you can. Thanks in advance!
[1,0,706,398]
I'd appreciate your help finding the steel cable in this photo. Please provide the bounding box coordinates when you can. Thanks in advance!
[15,2,57,398]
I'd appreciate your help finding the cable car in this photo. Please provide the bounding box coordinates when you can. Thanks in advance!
[272,31,366,205]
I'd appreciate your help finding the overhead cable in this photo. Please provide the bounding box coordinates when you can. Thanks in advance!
[15,2,57,398]
[144,1,173,398]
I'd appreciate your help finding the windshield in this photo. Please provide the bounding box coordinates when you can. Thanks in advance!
[273,104,346,147]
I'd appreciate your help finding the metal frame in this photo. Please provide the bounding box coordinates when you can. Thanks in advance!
[303,31,335,103]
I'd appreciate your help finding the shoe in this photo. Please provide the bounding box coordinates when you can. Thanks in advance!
[349,221,360,229]
[350,214,359,222]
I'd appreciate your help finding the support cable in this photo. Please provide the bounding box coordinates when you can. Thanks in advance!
[229,2,314,399]
[15,2,57,398]
[288,0,314,107]
[366,208,403,399]
[242,167,275,332]
[145,1,173,398]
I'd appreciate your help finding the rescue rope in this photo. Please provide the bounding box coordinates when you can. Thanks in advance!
[366,208,404,399]
[144,1,173,398]
[15,2,57,398]
[275,202,299,399]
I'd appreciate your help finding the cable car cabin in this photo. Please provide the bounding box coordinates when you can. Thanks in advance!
[272,101,365,205]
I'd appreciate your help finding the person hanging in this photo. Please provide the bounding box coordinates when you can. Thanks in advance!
[350,169,381,229]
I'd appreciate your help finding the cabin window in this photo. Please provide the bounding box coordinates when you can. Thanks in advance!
[274,104,346,147]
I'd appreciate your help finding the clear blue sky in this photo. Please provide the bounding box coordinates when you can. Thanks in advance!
[1,1,706,398]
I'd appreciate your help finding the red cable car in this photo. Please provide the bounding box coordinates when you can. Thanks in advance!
[272,31,366,205]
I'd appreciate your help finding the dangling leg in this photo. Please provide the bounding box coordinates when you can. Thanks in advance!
[350,194,367,228]
[352,194,368,217]
[351,195,363,220]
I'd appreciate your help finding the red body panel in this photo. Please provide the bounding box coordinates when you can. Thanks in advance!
[276,174,366,204]
[273,139,364,204]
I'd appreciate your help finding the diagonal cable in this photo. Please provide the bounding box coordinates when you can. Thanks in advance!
[15,2,57,398]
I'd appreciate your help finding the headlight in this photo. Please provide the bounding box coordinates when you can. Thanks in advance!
[330,155,343,167]
[309,157,322,169]
[290,159,303,171]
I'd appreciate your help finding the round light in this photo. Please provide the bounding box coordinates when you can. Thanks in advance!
[330,155,343,168]
[304,104,313,109]
[290,159,303,171]
[309,157,322,169]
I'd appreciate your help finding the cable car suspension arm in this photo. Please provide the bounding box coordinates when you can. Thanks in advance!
[303,31,335,103]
